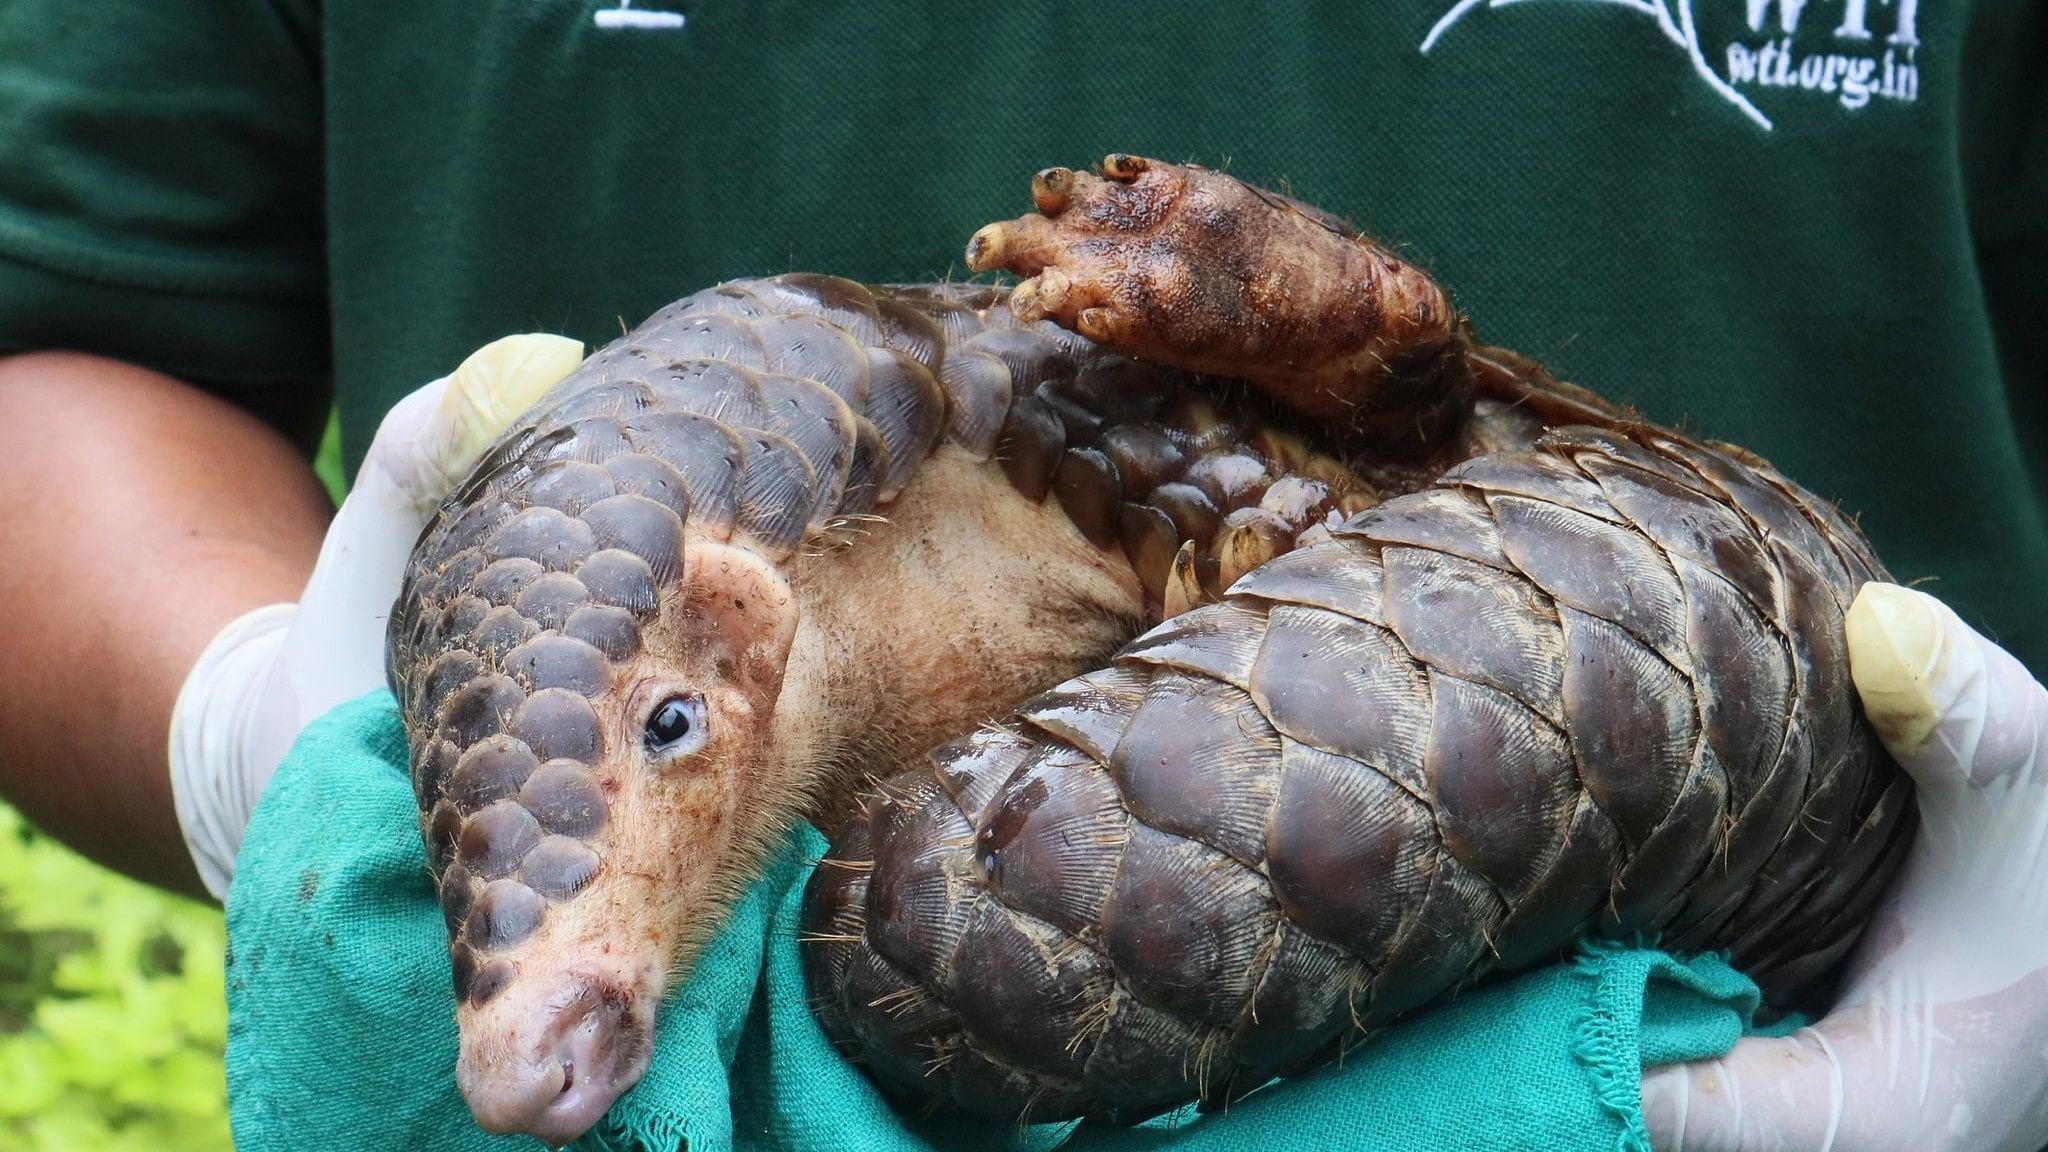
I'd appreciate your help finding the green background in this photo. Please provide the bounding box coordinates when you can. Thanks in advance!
[0,803,229,1150]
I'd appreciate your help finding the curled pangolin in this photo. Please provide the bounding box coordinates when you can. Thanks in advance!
[388,156,1912,1144]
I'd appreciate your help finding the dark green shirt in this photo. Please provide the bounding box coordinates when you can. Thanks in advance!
[1,1,2042,668]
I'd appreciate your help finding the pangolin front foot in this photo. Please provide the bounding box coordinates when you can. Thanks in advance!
[966,154,1234,350]
[967,154,1475,458]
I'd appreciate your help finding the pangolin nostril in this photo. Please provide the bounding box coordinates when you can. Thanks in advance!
[559,1061,575,1094]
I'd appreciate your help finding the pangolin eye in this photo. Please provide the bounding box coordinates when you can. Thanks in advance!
[643,693,707,758]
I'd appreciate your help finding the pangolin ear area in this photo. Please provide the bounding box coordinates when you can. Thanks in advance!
[668,538,799,702]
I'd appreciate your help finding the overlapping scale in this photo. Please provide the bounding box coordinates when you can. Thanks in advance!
[394,275,1205,1010]
[392,270,1905,1121]
[804,426,1909,1126]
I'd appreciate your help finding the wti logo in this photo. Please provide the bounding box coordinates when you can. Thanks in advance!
[1422,0,1924,131]
[1726,0,1920,111]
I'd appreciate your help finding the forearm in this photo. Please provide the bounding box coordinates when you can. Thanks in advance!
[0,351,330,898]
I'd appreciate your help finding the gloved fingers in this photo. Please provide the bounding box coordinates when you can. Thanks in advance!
[362,333,585,521]
[1645,977,2048,1152]
[1641,1027,1847,1152]
[168,602,300,900]
[169,336,586,897]
[1644,586,2048,1152]
[269,335,585,748]
[1846,582,2048,792]
[361,372,452,506]
[1643,1009,1942,1152]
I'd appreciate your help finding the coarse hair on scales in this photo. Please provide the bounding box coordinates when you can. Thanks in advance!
[388,154,1911,1141]
[805,420,1908,1121]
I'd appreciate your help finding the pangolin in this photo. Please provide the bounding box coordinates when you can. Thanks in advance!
[388,156,1912,1144]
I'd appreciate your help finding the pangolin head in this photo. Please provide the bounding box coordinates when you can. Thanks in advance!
[390,362,832,1146]
[391,272,1059,1144]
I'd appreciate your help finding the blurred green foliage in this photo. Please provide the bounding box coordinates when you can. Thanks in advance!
[0,413,347,1148]
[315,409,348,503]
[0,805,230,1150]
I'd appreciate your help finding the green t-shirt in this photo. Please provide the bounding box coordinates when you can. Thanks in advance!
[1,1,2042,669]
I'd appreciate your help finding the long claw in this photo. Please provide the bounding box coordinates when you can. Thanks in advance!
[964,224,1009,273]
[1163,540,1206,618]
[1076,307,1123,343]
[1009,270,1076,325]
[965,154,1470,454]
[1033,269,1073,315]
[1101,153,1149,182]
[1032,167,1074,215]
[1010,277,1046,323]
[965,218,1060,277]
[1214,509,1291,589]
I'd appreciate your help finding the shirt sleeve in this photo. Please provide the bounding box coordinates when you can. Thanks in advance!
[1961,0,2048,410]
[0,0,331,447]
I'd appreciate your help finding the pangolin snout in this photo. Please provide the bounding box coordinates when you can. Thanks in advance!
[457,966,653,1147]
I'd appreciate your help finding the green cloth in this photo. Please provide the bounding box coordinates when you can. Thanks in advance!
[1,1,2044,667]
[227,691,1766,1152]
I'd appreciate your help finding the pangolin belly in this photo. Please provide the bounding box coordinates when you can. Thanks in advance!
[391,157,1911,1136]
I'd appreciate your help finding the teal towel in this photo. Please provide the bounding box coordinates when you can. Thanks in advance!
[226,693,1761,1152]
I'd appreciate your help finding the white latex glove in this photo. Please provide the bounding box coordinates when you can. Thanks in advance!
[1642,583,2048,1152]
[168,334,584,900]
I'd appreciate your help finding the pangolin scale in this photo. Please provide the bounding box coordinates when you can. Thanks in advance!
[803,422,1909,1121]
[390,156,1911,1136]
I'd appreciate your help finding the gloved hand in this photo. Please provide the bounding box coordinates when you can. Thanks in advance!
[1641,583,2048,1152]
[167,334,584,900]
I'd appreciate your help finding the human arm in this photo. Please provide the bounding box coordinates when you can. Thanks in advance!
[164,333,582,899]
[0,330,583,904]
[0,350,331,897]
